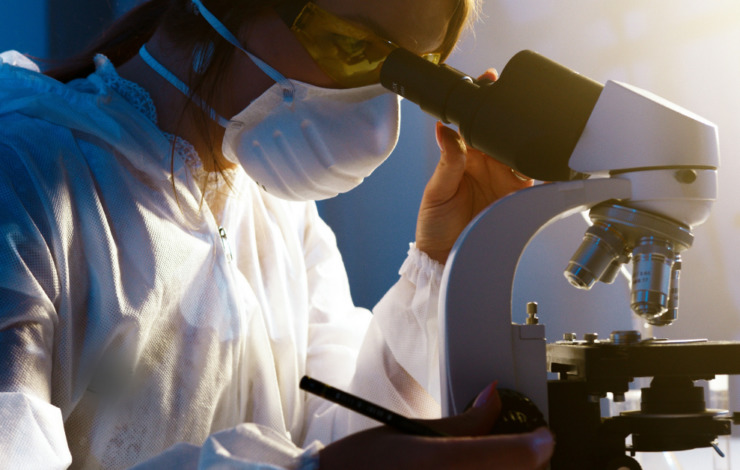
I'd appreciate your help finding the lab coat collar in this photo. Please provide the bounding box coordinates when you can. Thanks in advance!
[0,52,184,183]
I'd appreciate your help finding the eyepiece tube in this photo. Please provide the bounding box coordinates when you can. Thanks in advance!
[380,48,604,181]
[379,47,478,123]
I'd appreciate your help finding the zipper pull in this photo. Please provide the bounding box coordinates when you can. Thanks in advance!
[218,226,234,262]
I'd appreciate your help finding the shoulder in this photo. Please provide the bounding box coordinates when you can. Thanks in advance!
[0,51,40,72]
[0,110,83,183]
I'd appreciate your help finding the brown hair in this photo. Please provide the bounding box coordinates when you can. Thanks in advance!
[440,0,480,62]
[47,1,279,187]
[45,0,479,182]
[46,0,479,81]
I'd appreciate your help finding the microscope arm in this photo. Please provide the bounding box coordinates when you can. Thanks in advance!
[439,177,632,417]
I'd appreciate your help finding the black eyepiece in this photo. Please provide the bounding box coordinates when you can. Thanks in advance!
[380,48,604,181]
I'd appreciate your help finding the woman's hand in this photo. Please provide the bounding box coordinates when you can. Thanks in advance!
[415,69,534,264]
[318,384,554,470]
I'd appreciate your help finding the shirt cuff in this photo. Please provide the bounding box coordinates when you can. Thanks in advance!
[399,243,444,285]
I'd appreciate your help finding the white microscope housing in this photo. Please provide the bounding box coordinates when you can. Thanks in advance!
[380,47,726,468]
[439,78,718,418]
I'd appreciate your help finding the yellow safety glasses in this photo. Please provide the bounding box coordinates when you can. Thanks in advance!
[278,1,442,88]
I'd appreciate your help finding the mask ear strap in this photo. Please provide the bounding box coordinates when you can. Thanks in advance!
[139,44,230,127]
[190,0,295,103]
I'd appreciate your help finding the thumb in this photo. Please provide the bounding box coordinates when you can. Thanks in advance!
[429,382,502,437]
[424,122,467,204]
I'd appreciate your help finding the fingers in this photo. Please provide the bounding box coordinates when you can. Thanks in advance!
[433,427,555,470]
[426,382,501,437]
[511,169,532,181]
[397,381,552,468]
[462,145,534,201]
[321,422,555,470]
[435,121,466,168]
[431,120,534,201]
[478,67,499,82]
[424,121,467,204]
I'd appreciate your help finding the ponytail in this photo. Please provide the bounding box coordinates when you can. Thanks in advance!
[45,0,169,82]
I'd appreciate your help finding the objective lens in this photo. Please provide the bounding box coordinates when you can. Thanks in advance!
[631,238,676,319]
[599,258,624,284]
[564,223,627,290]
[646,257,681,326]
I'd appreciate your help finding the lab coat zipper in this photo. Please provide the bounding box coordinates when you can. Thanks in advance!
[216,220,251,422]
[218,225,234,262]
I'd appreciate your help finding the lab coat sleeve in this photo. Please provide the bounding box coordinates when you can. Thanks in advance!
[0,393,71,469]
[130,424,322,470]
[301,201,445,444]
[351,242,445,415]
[0,148,72,469]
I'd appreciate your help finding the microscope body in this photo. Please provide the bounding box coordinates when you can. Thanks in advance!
[381,47,731,467]
[438,70,719,397]
[436,75,727,468]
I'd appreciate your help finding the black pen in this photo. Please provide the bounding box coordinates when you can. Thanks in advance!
[299,375,450,437]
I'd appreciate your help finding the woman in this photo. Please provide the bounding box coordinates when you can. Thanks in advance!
[0,0,551,468]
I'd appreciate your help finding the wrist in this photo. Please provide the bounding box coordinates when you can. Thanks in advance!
[415,241,449,265]
[420,249,448,264]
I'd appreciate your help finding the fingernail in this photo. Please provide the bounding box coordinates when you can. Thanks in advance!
[435,121,445,150]
[473,381,498,408]
[530,427,555,462]
[510,168,531,181]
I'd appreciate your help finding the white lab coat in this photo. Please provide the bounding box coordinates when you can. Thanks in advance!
[0,53,444,469]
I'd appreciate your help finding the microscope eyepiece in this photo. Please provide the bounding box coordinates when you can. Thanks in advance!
[380,48,603,181]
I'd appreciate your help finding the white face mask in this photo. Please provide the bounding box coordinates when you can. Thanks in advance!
[223,81,400,201]
[142,0,401,201]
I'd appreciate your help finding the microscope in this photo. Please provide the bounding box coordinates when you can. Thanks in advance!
[381,49,739,468]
